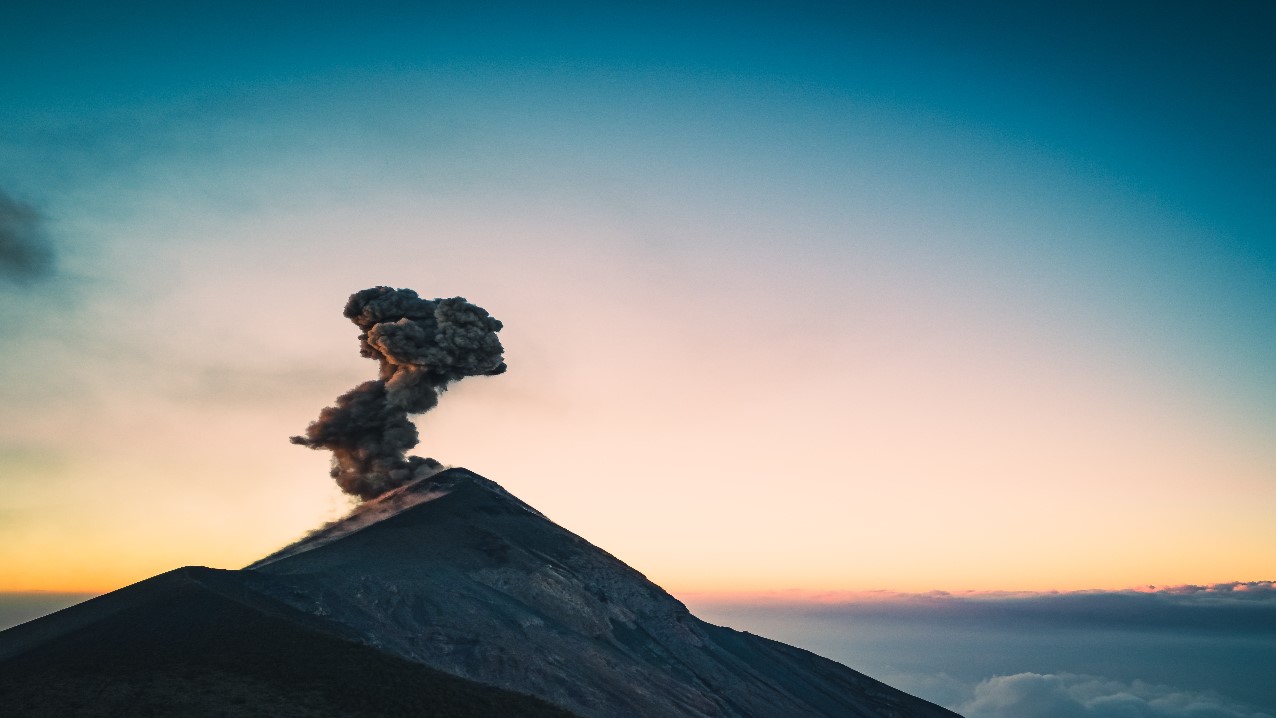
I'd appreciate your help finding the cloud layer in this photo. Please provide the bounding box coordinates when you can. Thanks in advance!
[708,582,1276,634]
[689,582,1276,715]
[962,673,1274,718]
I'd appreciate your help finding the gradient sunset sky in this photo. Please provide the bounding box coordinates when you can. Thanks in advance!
[1,1,1272,594]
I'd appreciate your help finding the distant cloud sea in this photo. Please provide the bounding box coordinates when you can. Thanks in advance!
[961,672,1269,718]
[688,582,1276,717]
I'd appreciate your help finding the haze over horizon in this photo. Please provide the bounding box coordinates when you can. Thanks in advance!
[1,0,1272,603]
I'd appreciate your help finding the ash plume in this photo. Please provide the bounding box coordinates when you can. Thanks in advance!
[291,287,506,500]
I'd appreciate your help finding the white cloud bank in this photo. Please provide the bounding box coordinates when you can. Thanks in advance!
[960,673,1273,718]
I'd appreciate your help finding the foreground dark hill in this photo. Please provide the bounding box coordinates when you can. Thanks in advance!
[0,468,961,718]
[0,566,574,717]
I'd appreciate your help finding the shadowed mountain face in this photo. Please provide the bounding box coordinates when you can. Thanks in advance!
[0,468,960,718]
[0,567,575,717]
[246,469,960,718]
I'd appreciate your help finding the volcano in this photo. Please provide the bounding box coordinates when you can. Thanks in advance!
[0,468,960,717]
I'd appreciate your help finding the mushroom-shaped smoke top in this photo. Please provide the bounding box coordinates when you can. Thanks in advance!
[291,287,506,500]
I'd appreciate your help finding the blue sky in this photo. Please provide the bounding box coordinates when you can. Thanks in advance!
[6,1,1272,396]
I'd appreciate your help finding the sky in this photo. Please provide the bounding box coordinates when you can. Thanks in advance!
[0,0,1272,622]
[3,2,1274,715]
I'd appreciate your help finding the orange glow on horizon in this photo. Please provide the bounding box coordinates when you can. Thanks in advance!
[2,217,1272,596]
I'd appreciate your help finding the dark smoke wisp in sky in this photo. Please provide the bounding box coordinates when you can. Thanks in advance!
[0,192,53,283]
[291,287,506,500]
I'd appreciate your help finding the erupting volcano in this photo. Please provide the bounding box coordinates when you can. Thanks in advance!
[0,287,961,718]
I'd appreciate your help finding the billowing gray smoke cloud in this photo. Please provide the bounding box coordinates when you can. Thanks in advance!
[291,287,506,500]
[0,192,53,282]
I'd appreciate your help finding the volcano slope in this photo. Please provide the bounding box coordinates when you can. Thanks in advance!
[0,566,575,717]
[1,468,961,718]
[245,468,959,718]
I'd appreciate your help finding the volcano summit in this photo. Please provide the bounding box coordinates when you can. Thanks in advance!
[0,468,960,717]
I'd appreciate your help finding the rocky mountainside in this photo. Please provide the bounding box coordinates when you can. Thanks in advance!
[246,468,959,718]
[0,566,574,717]
[1,468,961,718]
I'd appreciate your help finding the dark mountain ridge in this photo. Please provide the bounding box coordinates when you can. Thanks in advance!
[1,468,961,718]
[0,566,574,717]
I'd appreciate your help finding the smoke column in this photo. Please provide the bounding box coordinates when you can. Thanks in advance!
[291,287,506,500]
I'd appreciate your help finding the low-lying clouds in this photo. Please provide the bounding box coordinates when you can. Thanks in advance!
[962,673,1273,718]
[698,582,1276,633]
[0,192,53,283]
[688,582,1276,716]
